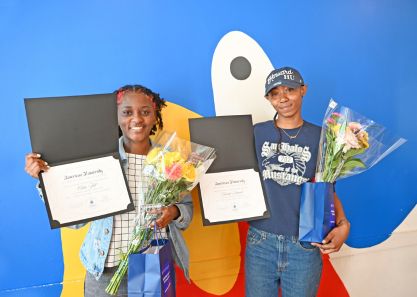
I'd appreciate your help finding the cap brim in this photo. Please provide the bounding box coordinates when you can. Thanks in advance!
[264,81,303,96]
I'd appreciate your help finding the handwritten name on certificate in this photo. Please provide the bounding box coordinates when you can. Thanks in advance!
[199,169,267,224]
[41,156,132,226]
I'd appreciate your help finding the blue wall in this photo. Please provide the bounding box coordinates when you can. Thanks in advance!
[1,0,416,295]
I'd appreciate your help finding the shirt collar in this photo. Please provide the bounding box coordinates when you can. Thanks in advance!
[118,136,128,164]
[118,136,154,163]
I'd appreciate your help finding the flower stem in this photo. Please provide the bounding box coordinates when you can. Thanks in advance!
[105,227,152,295]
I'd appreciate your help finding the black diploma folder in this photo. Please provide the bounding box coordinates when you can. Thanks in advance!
[25,93,134,228]
[189,115,270,225]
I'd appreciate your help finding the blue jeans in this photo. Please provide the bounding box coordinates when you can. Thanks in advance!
[245,226,322,297]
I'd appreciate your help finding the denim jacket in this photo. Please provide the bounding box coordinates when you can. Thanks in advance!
[64,137,193,280]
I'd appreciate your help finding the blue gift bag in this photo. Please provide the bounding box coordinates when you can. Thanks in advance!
[298,182,336,243]
[128,238,176,297]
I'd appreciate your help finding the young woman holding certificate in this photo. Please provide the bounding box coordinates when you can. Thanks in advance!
[24,85,193,296]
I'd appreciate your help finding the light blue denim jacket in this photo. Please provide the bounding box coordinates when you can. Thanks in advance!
[39,137,193,281]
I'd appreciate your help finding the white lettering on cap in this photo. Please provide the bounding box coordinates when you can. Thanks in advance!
[267,69,295,84]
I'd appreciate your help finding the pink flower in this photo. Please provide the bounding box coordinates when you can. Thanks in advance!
[343,126,361,152]
[165,164,183,181]
[348,122,362,134]
[327,117,336,125]
[331,112,342,119]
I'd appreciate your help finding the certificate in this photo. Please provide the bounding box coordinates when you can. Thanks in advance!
[40,154,134,228]
[25,93,134,228]
[199,169,267,224]
[189,115,269,225]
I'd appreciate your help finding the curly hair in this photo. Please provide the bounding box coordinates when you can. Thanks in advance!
[115,84,167,136]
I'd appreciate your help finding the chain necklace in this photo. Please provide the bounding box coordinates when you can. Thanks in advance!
[280,124,303,139]
[273,113,304,139]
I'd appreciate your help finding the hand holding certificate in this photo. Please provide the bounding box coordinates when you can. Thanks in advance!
[25,93,133,228]
[189,115,269,225]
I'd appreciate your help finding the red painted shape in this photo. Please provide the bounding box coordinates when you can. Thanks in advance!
[317,254,350,297]
[176,222,349,297]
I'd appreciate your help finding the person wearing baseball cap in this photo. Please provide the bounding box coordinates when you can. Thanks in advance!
[264,66,305,96]
[245,66,350,297]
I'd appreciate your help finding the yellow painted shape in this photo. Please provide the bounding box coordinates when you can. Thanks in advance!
[185,191,241,295]
[160,102,199,140]
[60,102,240,296]
[163,102,241,295]
[60,225,89,297]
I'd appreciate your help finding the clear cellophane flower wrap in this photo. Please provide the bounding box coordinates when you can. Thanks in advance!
[106,131,216,295]
[299,99,406,243]
[315,99,407,183]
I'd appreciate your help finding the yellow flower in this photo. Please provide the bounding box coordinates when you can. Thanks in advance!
[163,151,184,168]
[146,147,162,164]
[331,124,341,135]
[182,162,196,182]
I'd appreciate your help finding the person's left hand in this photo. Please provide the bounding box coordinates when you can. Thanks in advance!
[153,205,180,229]
[311,219,350,254]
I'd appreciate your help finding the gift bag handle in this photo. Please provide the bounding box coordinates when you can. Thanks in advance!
[151,221,165,254]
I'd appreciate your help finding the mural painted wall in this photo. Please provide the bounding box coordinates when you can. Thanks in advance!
[1,1,416,296]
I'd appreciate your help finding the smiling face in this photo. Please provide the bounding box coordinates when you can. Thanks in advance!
[266,85,307,120]
[117,91,157,153]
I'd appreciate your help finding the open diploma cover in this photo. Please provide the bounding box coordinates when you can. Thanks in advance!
[25,94,134,229]
[189,115,269,225]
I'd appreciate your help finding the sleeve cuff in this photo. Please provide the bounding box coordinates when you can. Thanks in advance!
[174,205,184,223]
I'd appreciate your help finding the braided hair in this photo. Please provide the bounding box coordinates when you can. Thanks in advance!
[115,84,167,136]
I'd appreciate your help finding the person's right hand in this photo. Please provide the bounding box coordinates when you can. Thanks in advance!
[25,153,49,179]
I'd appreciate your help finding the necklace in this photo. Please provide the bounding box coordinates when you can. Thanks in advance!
[279,122,304,139]
[272,112,304,141]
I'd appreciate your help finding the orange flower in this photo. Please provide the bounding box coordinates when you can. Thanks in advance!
[357,130,369,149]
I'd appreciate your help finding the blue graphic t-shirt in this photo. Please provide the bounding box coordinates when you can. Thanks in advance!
[250,120,321,236]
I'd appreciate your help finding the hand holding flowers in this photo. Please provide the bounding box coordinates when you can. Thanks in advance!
[152,205,180,228]
[105,131,215,295]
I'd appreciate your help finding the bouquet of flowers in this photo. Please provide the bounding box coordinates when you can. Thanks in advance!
[315,99,406,182]
[106,131,216,295]
[299,99,406,242]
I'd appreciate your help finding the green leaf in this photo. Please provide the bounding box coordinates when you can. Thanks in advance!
[338,170,351,177]
[343,148,366,160]
[331,149,344,168]
[340,158,366,173]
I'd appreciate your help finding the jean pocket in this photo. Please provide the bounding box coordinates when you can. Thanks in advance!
[247,228,265,245]
[297,241,318,251]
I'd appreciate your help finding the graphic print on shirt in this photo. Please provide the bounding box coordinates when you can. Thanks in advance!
[261,141,312,186]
